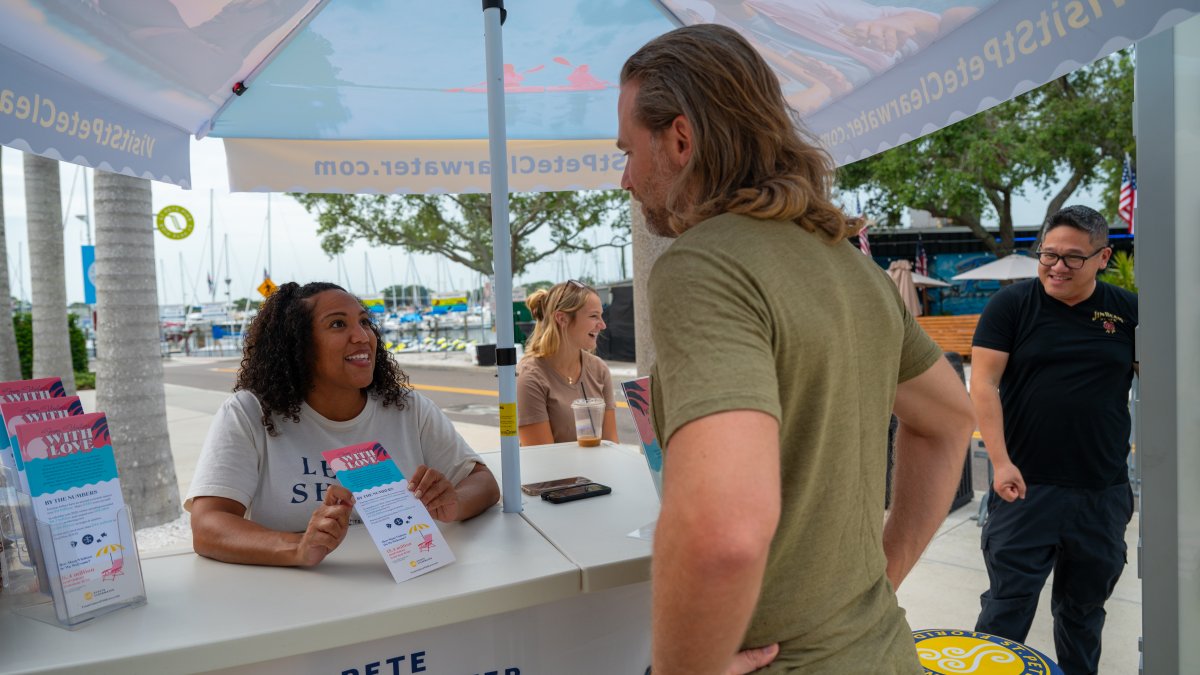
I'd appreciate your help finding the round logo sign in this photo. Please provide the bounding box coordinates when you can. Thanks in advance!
[156,205,194,240]
[912,630,1062,675]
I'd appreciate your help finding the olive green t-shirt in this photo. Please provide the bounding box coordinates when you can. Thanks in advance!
[649,213,942,674]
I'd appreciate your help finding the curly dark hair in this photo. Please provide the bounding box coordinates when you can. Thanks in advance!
[235,281,411,436]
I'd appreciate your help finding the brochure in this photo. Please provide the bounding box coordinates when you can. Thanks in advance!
[15,412,144,623]
[322,442,454,583]
[0,395,84,597]
[0,377,66,597]
[0,377,66,479]
[620,377,664,500]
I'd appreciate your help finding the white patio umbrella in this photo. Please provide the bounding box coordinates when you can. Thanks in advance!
[951,253,1040,281]
[913,272,951,288]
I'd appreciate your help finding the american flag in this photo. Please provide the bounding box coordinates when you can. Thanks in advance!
[915,237,929,276]
[856,195,871,256]
[858,225,871,256]
[1119,153,1136,233]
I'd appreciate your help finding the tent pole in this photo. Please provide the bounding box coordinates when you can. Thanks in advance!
[482,0,521,513]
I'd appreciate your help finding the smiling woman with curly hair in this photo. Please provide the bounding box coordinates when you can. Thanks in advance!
[185,282,499,568]
[235,281,411,436]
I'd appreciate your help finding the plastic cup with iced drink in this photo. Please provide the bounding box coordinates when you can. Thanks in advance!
[571,398,606,447]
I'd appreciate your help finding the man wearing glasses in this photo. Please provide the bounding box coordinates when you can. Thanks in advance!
[971,205,1138,674]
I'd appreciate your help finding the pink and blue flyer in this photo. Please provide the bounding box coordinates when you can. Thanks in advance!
[0,377,66,481]
[15,412,144,623]
[620,377,663,500]
[0,395,84,597]
[322,442,455,583]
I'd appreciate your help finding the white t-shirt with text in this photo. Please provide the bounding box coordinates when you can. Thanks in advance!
[185,390,482,532]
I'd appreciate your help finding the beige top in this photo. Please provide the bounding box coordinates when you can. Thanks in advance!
[516,351,615,442]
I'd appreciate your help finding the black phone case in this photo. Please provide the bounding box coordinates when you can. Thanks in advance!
[543,483,612,504]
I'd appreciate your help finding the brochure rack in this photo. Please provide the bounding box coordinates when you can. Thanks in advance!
[10,500,145,630]
[0,465,45,606]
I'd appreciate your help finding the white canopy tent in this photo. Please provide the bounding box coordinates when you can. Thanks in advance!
[951,253,1039,281]
[1,2,1197,668]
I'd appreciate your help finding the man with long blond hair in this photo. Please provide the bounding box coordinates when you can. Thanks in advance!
[618,25,975,673]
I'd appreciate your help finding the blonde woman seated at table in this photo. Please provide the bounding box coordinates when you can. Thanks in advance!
[517,280,618,446]
[186,282,499,567]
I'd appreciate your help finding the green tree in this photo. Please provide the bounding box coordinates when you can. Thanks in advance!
[231,297,258,312]
[291,191,630,277]
[523,280,555,293]
[379,284,434,307]
[12,313,88,379]
[838,49,1133,257]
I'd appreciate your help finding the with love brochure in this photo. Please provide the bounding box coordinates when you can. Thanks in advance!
[0,377,67,597]
[15,412,145,623]
[0,395,84,597]
[322,442,454,583]
[0,377,66,480]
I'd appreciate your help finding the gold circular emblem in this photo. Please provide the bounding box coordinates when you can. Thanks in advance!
[912,630,1060,674]
[156,205,194,240]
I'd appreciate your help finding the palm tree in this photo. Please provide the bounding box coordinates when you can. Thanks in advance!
[1102,250,1138,293]
[22,154,75,393]
[93,171,180,528]
[0,149,22,381]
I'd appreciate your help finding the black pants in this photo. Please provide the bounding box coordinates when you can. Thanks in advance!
[975,482,1133,675]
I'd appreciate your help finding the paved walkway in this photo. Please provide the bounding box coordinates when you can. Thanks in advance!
[79,355,1140,672]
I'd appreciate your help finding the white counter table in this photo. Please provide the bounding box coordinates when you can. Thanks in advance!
[0,443,658,674]
[482,442,659,592]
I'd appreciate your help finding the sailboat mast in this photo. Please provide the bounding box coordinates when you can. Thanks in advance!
[222,233,232,310]
[82,169,92,247]
[16,242,25,309]
[266,193,272,279]
[209,189,216,301]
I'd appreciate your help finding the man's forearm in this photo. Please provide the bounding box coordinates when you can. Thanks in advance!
[883,422,970,588]
[652,511,770,674]
[971,385,1012,468]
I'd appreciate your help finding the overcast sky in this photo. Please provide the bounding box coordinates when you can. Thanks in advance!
[2,138,1104,307]
[1,138,631,307]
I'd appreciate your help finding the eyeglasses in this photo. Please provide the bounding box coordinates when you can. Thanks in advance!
[1034,248,1108,270]
[566,279,591,291]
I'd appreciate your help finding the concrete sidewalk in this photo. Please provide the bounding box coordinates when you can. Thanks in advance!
[85,361,1140,673]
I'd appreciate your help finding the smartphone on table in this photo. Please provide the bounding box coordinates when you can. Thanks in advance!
[541,482,612,504]
[520,476,591,497]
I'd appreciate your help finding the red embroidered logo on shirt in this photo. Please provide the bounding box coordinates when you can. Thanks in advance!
[1092,311,1124,334]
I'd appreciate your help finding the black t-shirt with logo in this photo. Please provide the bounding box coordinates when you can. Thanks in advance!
[973,279,1137,488]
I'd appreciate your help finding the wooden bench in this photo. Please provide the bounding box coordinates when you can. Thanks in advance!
[915,314,980,360]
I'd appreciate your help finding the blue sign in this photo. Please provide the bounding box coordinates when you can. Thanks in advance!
[81,245,96,304]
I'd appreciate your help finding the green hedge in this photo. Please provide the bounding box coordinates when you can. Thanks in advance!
[12,312,90,380]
